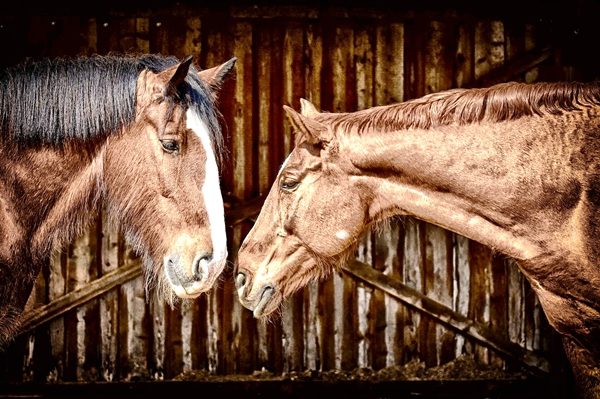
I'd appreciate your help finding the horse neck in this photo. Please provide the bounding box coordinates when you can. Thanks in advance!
[341,112,595,262]
[1,142,105,260]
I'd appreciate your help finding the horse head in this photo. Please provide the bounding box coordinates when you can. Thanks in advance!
[103,56,236,303]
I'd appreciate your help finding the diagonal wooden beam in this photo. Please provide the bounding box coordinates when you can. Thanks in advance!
[224,196,264,226]
[19,262,142,336]
[466,46,553,88]
[342,259,550,376]
[19,197,266,337]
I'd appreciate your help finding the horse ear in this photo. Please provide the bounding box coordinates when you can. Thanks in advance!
[159,55,193,97]
[283,105,329,145]
[300,98,320,118]
[198,57,237,93]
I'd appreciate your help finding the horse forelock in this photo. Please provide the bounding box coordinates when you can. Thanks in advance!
[0,54,225,164]
[318,81,600,135]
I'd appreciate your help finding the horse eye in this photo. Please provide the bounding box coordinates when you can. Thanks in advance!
[280,179,299,191]
[160,139,179,153]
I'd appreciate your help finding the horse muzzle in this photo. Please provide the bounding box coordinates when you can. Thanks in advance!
[235,272,280,318]
[164,251,226,298]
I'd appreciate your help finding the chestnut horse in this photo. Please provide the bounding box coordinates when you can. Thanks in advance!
[236,82,600,398]
[0,54,235,349]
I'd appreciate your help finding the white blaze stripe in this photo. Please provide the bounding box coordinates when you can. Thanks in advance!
[279,153,291,175]
[186,109,227,261]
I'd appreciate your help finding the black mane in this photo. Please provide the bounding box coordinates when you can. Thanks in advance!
[0,54,223,158]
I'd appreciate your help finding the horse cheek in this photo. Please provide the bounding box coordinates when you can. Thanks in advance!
[304,190,363,257]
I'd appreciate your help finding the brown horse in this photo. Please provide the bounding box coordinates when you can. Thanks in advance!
[0,54,235,349]
[235,82,600,398]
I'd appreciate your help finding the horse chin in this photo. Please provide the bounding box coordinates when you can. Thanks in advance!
[163,255,227,300]
[170,284,204,299]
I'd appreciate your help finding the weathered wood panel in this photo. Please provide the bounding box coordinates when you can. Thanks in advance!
[0,3,592,386]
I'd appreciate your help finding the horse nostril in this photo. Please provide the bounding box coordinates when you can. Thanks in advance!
[261,285,274,299]
[235,272,246,290]
[192,252,213,281]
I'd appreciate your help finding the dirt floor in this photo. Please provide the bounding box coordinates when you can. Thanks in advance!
[173,354,530,382]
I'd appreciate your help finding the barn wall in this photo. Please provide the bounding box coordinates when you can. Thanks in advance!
[0,1,596,384]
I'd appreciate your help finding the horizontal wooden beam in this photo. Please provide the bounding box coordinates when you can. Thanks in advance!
[342,259,550,376]
[20,263,142,336]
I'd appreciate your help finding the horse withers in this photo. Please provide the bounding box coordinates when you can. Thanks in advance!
[235,82,600,398]
[0,54,235,348]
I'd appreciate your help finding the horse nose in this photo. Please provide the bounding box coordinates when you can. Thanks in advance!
[192,252,213,281]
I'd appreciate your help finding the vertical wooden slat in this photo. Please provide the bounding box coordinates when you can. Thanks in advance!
[375,23,404,106]
[403,220,424,361]
[382,224,403,366]
[164,302,183,379]
[468,240,492,364]
[454,235,471,356]
[369,228,388,370]
[190,297,208,371]
[48,251,67,381]
[401,25,427,364]
[315,16,336,372]
[119,269,148,380]
[455,22,474,88]
[149,299,165,379]
[423,20,457,366]
[490,256,509,368]
[355,234,372,368]
[421,225,437,366]
[200,21,228,375]
[282,23,304,153]
[254,23,275,371]
[373,22,404,367]
[474,21,505,81]
[505,20,525,79]
[404,19,425,100]
[181,301,193,373]
[189,15,210,373]
[180,15,203,376]
[185,17,202,58]
[304,22,323,111]
[303,20,323,372]
[453,20,474,359]
[65,220,97,380]
[17,15,57,381]
[111,17,151,382]
[100,210,119,382]
[22,271,47,382]
[228,19,254,375]
[149,16,169,55]
[486,20,507,368]
[524,24,539,83]
[257,25,274,197]
[469,20,506,365]
[355,25,375,369]
[79,19,101,385]
[331,24,358,371]
[425,225,455,365]
[281,22,305,372]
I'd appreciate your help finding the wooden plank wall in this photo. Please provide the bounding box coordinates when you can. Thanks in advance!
[0,4,580,383]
